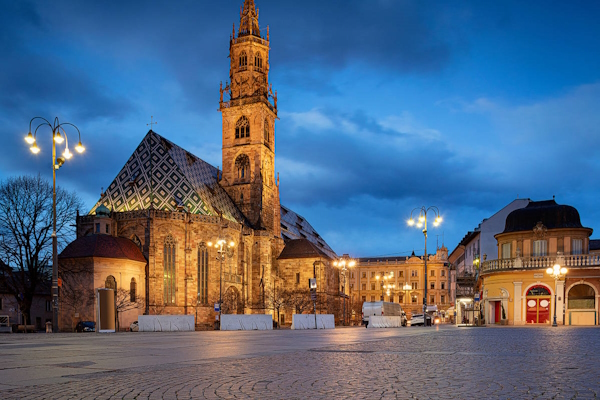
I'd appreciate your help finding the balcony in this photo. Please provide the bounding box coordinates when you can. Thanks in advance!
[480,253,600,274]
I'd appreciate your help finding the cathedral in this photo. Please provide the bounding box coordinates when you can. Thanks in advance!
[58,0,340,330]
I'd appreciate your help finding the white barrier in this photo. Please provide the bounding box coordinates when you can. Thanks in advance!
[220,314,273,330]
[138,315,195,332]
[291,314,335,329]
[367,316,403,328]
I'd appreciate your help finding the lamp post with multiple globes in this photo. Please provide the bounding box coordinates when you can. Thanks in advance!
[333,255,356,326]
[25,117,86,333]
[546,263,567,327]
[407,206,442,325]
[375,272,394,301]
[207,239,235,328]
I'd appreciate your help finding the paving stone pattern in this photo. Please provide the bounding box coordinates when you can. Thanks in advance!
[1,327,599,399]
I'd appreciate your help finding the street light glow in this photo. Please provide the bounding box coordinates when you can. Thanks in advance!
[75,141,85,153]
[30,142,40,154]
[54,131,64,144]
[25,132,35,144]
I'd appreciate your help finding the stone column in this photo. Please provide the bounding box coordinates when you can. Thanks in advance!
[556,280,565,324]
[513,281,522,325]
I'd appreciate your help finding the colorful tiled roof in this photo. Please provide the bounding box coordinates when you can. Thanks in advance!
[59,235,146,263]
[280,205,337,259]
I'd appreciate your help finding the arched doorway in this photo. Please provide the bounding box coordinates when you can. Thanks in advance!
[567,284,597,325]
[526,285,551,324]
[222,286,242,314]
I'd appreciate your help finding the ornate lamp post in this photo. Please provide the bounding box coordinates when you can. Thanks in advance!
[25,117,86,333]
[334,255,356,326]
[207,238,235,328]
[546,263,567,327]
[375,271,394,300]
[407,206,442,325]
[403,283,412,306]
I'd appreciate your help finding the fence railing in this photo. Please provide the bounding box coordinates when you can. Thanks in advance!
[481,254,600,274]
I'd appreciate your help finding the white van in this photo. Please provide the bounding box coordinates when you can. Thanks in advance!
[362,301,407,327]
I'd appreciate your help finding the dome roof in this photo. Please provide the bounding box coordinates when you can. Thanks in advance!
[502,200,587,234]
[95,204,111,217]
[59,235,146,263]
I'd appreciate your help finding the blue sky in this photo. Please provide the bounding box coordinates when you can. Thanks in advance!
[2,0,600,258]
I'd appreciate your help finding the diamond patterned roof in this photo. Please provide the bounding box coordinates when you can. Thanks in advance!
[91,131,247,224]
[90,130,336,256]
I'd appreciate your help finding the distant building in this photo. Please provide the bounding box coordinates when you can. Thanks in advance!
[348,247,450,323]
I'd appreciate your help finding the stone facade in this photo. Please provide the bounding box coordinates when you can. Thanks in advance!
[349,247,451,322]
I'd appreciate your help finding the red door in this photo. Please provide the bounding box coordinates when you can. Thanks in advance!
[494,301,501,323]
[526,298,551,323]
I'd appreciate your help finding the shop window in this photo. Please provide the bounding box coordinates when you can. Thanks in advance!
[568,284,595,309]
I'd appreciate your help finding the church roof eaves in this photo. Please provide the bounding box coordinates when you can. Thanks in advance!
[59,235,147,263]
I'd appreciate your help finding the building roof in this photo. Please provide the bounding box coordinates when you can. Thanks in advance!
[458,230,480,247]
[590,239,600,251]
[357,256,409,264]
[59,235,147,263]
[280,205,337,259]
[89,130,336,257]
[502,199,589,234]
[277,239,332,260]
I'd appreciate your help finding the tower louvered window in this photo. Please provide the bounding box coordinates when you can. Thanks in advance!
[164,235,176,305]
[235,116,250,139]
[198,243,209,304]
[239,51,248,68]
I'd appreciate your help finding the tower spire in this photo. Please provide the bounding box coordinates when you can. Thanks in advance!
[239,0,260,37]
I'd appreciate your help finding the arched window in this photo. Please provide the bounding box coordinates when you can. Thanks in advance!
[235,116,250,139]
[239,51,247,68]
[527,285,550,296]
[105,275,117,291]
[568,284,595,309]
[164,235,176,305]
[130,278,137,302]
[254,52,263,70]
[264,119,269,142]
[235,154,250,181]
[198,243,209,304]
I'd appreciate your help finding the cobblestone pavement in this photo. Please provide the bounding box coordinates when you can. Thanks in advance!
[1,325,599,399]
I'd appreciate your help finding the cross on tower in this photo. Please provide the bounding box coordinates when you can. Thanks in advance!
[147,116,157,130]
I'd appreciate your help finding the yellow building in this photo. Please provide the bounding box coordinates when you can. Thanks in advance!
[480,199,600,325]
[348,247,451,322]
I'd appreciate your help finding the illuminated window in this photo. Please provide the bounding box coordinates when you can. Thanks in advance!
[164,235,176,305]
[198,243,209,304]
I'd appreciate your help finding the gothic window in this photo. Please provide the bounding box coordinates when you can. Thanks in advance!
[235,154,250,181]
[164,235,176,305]
[130,278,137,302]
[235,116,250,139]
[239,51,247,68]
[254,52,263,70]
[198,243,209,304]
[264,119,269,142]
[105,275,117,291]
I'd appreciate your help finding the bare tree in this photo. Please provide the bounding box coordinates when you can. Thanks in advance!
[59,262,94,321]
[286,288,313,314]
[115,288,145,331]
[0,175,82,324]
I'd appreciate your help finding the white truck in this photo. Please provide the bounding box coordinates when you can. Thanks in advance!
[362,301,406,328]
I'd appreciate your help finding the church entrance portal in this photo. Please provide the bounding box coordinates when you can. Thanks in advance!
[222,286,243,314]
[526,285,551,324]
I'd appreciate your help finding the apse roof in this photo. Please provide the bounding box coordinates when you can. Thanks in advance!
[280,205,337,259]
[59,235,146,263]
[277,239,332,260]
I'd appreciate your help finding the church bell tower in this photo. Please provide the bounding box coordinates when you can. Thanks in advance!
[219,0,280,237]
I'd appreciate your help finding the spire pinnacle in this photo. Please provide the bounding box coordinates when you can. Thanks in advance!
[238,0,260,38]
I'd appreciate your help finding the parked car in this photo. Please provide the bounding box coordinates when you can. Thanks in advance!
[410,314,432,326]
[75,321,95,332]
[130,321,139,332]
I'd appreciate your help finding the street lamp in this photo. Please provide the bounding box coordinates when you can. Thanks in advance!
[207,238,235,328]
[403,283,412,307]
[25,117,86,333]
[376,271,394,301]
[408,206,442,325]
[546,263,567,327]
[334,255,356,326]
